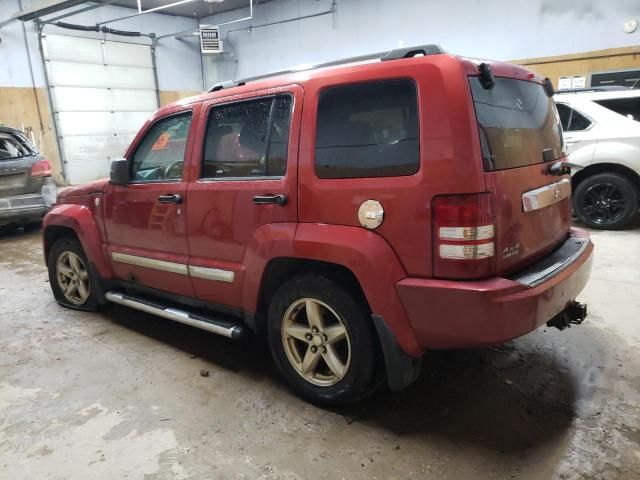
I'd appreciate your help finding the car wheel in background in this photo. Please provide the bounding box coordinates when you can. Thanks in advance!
[47,237,102,310]
[573,173,638,229]
[267,275,378,405]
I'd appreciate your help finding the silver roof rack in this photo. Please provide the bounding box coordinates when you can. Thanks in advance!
[556,86,631,94]
[208,44,445,93]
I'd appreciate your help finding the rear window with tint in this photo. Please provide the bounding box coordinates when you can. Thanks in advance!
[595,97,640,122]
[0,131,37,160]
[469,77,564,171]
[315,80,419,179]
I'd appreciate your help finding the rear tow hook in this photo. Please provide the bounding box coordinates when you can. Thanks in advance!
[547,301,588,330]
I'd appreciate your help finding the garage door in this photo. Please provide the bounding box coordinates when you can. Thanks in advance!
[44,34,159,185]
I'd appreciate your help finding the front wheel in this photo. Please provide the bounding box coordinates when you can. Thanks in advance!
[47,237,102,310]
[267,275,378,405]
[573,173,638,229]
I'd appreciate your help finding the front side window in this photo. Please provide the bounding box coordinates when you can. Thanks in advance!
[202,95,292,179]
[315,80,419,179]
[595,97,640,122]
[556,103,592,131]
[131,112,192,182]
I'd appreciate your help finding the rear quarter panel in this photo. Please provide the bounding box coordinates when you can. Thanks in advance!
[297,55,485,278]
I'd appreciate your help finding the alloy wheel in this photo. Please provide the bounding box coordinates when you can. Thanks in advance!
[281,298,351,387]
[582,182,627,225]
[56,251,90,305]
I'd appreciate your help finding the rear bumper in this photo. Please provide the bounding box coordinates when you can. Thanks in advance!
[396,228,594,350]
[0,193,50,225]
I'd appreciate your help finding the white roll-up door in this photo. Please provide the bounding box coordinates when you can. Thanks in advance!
[44,34,158,185]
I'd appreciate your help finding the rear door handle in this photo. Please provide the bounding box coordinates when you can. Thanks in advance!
[252,194,287,206]
[158,194,182,204]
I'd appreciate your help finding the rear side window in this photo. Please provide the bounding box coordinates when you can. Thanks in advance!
[202,95,292,179]
[556,104,592,131]
[595,97,640,122]
[0,131,36,160]
[315,80,419,179]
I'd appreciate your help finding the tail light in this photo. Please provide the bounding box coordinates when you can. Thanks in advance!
[31,159,52,178]
[432,193,496,279]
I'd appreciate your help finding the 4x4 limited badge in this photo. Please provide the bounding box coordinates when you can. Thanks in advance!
[502,243,520,260]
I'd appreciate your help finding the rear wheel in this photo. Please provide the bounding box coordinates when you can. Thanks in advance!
[574,173,638,229]
[47,237,101,310]
[267,275,378,405]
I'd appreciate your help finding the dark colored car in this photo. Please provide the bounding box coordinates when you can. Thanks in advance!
[0,126,56,230]
[43,45,593,405]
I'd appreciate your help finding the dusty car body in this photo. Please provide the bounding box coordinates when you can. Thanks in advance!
[0,126,56,228]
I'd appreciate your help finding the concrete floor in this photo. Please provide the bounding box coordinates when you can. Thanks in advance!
[1,224,639,480]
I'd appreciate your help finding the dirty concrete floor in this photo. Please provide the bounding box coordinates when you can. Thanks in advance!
[1,224,639,480]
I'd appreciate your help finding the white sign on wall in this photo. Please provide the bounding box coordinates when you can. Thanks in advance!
[571,75,586,88]
[558,76,572,90]
[557,75,587,90]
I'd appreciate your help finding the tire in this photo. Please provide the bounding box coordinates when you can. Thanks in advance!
[47,237,102,311]
[267,275,378,405]
[573,173,639,230]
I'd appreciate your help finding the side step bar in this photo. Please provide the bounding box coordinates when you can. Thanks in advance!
[105,291,245,340]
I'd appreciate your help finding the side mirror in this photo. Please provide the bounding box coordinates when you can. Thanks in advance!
[109,158,129,185]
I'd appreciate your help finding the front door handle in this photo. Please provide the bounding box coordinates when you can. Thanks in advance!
[158,194,182,204]
[253,194,287,206]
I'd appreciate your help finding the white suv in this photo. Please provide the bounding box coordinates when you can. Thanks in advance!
[555,87,640,229]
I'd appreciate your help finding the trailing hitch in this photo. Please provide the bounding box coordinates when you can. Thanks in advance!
[547,301,588,330]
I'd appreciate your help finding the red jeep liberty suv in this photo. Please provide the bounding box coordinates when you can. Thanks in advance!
[43,45,593,405]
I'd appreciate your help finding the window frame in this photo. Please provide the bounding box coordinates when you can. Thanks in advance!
[313,77,421,180]
[127,110,194,185]
[555,102,594,132]
[198,93,295,182]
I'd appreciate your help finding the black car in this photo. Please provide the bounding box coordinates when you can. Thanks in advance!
[0,126,57,229]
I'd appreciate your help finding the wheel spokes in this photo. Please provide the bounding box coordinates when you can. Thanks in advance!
[305,300,324,330]
[57,264,74,278]
[324,324,346,344]
[68,253,81,273]
[76,279,89,301]
[282,298,351,387]
[322,345,346,380]
[56,251,90,304]
[64,281,77,297]
[285,324,311,342]
[301,346,322,374]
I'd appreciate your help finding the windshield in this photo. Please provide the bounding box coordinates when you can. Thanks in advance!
[0,131,37,160]
[469,77,565,171]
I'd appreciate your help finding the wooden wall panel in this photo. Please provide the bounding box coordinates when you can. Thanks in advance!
[0,87,63,185]
[0,88,202,186]
[513,46,640,88]
[159,90,203,106]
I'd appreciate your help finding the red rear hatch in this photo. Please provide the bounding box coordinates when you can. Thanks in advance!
[468,68,571,275]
